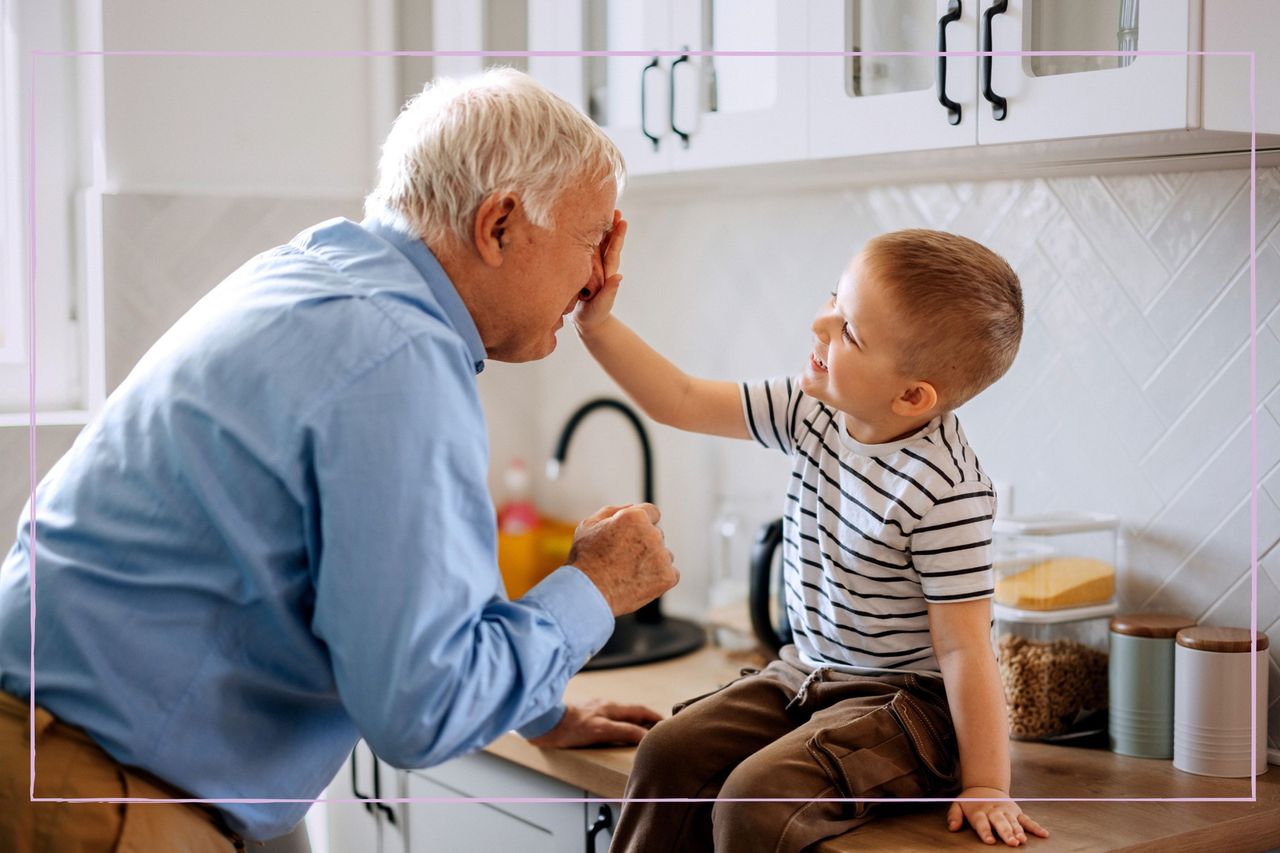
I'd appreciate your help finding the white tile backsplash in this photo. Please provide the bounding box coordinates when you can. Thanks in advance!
[516,165,1280,747]
[4,164,1277,747]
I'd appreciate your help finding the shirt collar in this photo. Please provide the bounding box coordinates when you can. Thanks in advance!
[361,206,487,374]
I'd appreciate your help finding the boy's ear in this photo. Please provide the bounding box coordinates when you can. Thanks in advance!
[891,381,939,418]
[473,192,518,267]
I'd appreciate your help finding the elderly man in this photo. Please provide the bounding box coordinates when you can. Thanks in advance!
[0,69,676,850]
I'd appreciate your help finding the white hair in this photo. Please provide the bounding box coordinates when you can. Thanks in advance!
[365,67,627,247]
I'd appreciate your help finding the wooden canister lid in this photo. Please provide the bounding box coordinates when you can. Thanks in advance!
[1175,626,1270,653]
[1109,613,1196,638]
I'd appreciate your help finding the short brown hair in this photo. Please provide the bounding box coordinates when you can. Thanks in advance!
[863,229,1023,409]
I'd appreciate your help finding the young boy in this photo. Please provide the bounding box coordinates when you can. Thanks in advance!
[577,217,1049,851]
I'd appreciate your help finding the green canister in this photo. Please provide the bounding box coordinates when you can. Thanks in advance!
[1108,613,1196,758]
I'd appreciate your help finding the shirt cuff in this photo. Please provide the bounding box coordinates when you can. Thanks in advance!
[516,703,567,739]
[520,565,615,668]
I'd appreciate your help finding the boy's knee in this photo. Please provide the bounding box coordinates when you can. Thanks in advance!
[626,715,703,792]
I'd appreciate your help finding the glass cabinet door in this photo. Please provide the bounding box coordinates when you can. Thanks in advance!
[528,0,673,175]
[978,0,1193,143]
[809,0,979,159]
[664,0,808,171]
[431,1,532,78]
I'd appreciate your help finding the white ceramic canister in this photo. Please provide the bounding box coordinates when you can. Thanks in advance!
[1173,627,1270,777]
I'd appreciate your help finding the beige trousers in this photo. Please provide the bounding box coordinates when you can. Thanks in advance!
[0,689,240,853]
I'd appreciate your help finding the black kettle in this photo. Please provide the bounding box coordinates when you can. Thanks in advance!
[748,518,793,655]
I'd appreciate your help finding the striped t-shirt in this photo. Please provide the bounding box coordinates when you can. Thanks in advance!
[742,377,996,675]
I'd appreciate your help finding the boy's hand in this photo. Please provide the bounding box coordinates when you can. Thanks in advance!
[947,787,1048,847]
[574,210,628,335]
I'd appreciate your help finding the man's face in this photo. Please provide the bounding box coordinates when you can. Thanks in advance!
[799,252,914,437]
[489,178,617,363]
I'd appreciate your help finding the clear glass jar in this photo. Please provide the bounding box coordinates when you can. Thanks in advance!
[994,601,1116,742]
[993,512,1120,611]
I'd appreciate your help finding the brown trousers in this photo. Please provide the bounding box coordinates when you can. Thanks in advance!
[609,647,961,853]
[0,690,239,853]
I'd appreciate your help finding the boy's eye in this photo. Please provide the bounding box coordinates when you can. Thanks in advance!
[842,324,857,345]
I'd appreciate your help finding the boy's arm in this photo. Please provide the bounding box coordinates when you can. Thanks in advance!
[574,213,749,440]
[577,315,749,439]
[928,598,1049,847]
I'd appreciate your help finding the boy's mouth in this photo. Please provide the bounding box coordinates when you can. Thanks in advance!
[810,351,828,373]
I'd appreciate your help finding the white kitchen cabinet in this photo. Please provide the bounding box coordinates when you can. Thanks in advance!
[431,0,532,79]
[530,0,806,174]
[808,0,979,158]
[728,0,1276,171]
[328,743,408,853]
[529,0,673,174]
[976,0,1193,144]
[663,0,808,171]
[402,751,615,852]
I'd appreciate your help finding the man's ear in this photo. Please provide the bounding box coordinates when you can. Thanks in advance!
[473,192,518,268]
[891,380,939,418]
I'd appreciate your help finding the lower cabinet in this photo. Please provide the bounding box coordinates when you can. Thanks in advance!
[328,745,620,852]
[404,752,618,853]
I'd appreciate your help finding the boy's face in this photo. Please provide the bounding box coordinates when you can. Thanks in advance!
[799,252,915,438]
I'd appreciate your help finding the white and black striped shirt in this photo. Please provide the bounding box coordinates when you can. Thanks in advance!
[742,377,996,675]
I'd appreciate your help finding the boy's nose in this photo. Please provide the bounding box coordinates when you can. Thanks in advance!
[811,312,833,339]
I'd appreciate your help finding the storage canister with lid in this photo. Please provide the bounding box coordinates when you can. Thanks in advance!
[1108,613,1196,758]
[995,600,1116,741]
[993,512,1119,612]
[1173,627,1270,777]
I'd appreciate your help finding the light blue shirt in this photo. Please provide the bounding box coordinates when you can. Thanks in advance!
[0,210,614,841]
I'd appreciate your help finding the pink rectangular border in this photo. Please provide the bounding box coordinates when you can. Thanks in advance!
[22,48,1262,812]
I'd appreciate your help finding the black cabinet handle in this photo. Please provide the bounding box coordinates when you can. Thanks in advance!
[586,804,613,852]
[669,50,692,148]
[350,747,375,816]
[370,755,397,827]
[640,57,661,151]
[936,0,962,125]
[981,0,1009,120]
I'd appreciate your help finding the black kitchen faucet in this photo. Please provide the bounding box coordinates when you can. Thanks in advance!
[548,397,705,670]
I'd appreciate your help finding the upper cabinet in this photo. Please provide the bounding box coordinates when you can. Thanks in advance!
[977,0,1193,144]
[427,0,1277,177]
[809,0,980,158]
[529,0,807,174]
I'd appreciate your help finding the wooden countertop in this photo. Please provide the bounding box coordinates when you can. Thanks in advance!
[486,643,1280,853]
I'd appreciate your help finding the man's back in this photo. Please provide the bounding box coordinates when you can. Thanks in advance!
[0,216,490,838]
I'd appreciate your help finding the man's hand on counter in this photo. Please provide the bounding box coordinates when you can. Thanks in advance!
[526,699,663,749]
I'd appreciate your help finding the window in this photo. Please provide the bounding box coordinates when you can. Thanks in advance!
[0,0,25,367]
[0,0,90,419]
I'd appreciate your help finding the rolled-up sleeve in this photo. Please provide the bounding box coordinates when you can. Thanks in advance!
[306,333,613,767]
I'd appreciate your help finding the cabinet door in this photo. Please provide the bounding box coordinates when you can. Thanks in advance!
[809,0,979,158]
[325,744,384,853]
[664,0,808,171]
[977,0,1193,143]
[404,752,585,852]
[433,0,532,78]
[528,0,673,175]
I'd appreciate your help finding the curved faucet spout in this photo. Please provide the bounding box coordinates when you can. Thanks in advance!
[548,398,653,506]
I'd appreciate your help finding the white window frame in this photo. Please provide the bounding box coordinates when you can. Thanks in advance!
[0,0,98,423]
[0,0,26,366]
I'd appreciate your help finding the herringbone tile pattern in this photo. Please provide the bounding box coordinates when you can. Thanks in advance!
[597,166,1280,748]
